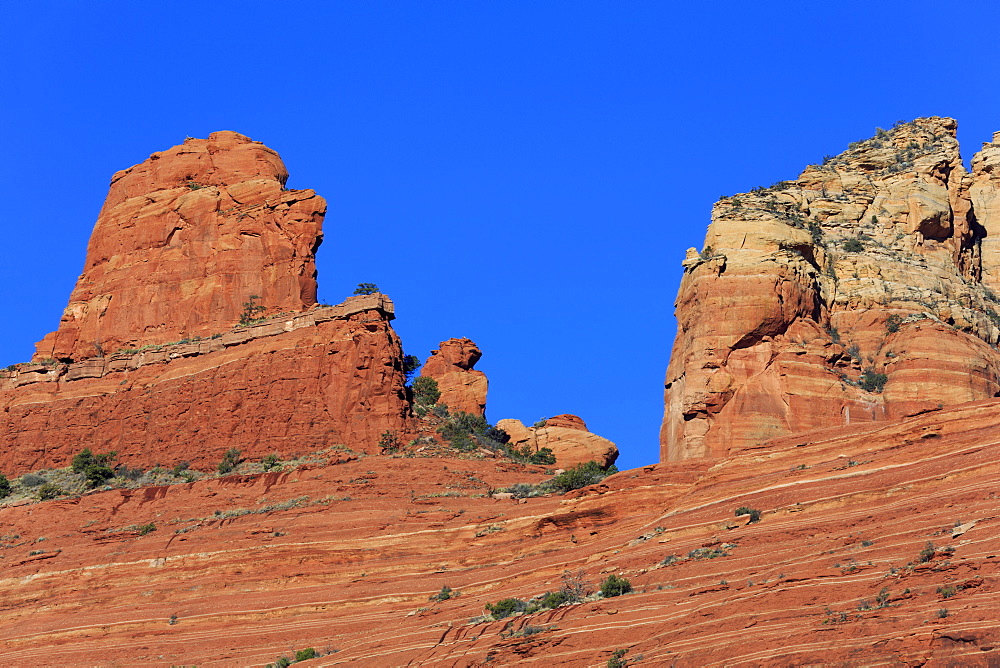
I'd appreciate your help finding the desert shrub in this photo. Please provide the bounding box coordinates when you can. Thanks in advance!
[608,649,629,668]
[438,412,509,453]
[600,574,632,598]
[261,453,280,471]
[528,447,556,465]
[294,648,317,662]
[539,589,573,609]
[116,465,145,481]
[843,237,865,252]
[353,283,379,295]
[918,541,936,563]
[937,585,957,599]
[20,473,46,487]
[0,473,10,499]
[549,461,614,493]
[217,448,242,474]
[37,483,64,500]
[485,597,526,619]
[137,522,156,536]
[239,295,266,326]
[72,448,117,487]
[412,376,440,405]
[430,585,453,602]
[886,314,903,333]
[735,506,762,523]
[859,369,888,393]
[378,431,400,453]
[937,608,949,618]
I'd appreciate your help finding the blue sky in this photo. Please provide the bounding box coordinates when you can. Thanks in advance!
[2,2,1000,470]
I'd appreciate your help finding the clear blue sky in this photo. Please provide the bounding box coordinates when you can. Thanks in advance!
[2,2,1000,471]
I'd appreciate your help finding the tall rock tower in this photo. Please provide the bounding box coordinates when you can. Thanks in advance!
[34,131,326,362]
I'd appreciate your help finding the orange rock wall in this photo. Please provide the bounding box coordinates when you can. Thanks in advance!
[35,131,325,362]
[663,117,1000,461]
[1,299,408,475]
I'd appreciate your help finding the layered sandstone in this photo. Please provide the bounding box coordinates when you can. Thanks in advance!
[419,337,488,415]
[497,414,619,468]
[34,131,325,362]
[663,117,1000,461]
[1,295,408,474]
[3,398,1000,665]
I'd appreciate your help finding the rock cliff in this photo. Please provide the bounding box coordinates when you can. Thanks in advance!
[497,414,619,468]
[662,117,1000,461]
[34,131,325,362]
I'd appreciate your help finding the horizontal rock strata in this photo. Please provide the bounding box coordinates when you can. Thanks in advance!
[663,117,1000,460]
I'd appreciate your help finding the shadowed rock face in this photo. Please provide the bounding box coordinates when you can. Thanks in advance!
[663,117,1000,461]
[34,131,325,362]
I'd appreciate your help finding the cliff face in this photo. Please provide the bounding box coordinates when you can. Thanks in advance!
[34,131,325,362]
[3,134,408,473]
[662,117,1000,461]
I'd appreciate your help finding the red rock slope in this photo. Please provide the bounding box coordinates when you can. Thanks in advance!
[34,131,325,362]
[1,398,999,665]
[662,117,1000,461]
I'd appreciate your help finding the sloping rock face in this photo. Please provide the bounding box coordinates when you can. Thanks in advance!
[34,131,325,362]
[419,337,488,415]
[3,400,1000,665]
[0,295,408,474]
[663,117,1000,461]
[496,414,619,468]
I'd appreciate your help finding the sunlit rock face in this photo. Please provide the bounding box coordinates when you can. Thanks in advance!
[663,117,1000,461]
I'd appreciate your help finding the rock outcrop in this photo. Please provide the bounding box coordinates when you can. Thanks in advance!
[34,131,325,362]
[1,134,409,473]
[419,337,488,415]
[1,295,408,474]
[497,414,619,468]
[663,117,1000,461]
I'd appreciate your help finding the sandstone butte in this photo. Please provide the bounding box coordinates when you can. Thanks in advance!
[662,117,1000,462]
[2,125,1000,666]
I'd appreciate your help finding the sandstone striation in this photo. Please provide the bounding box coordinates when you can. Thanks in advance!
[419,337,488,415]
[1,295,408,474]
[496,414,619,468]
[2,398,1000,665]
[34,131,325,362]
[663,117,1000,461]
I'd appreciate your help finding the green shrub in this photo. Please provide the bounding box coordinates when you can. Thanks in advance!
[137,522,156,536]
[608,648,629,668]
[886,314,903,333]
[735,506,762,523]
[239,295,266,326]
[402,354,421,382]
[528,447,556,465]
[37,483,64,500]
[485,597,526,619]
[843,237,865,252]
[550,461,613,493]
[859,369,888,393]
[0,472,10,499]
[600,574,632,598]
[217,448,242,474]
[539,589,572,609]
[430,585,453,602]
[918,541,936,563]
[261,453,280,471]
[937,585,957,599]
[412,376,440,405]
[294,648,316,662]
[353,283,379,295]
[71,448,117,487]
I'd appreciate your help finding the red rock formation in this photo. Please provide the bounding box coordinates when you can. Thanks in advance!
[496,414,619,468]
[663,117,1000,461]
[1,296,408,474]
[2,398,1000,665]
[419,337,488,415]
[34,131,325,362]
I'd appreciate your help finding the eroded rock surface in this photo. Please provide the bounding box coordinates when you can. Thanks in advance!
[34,131,325,362]
[663,117,1000,460]
[419,337,488,415]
